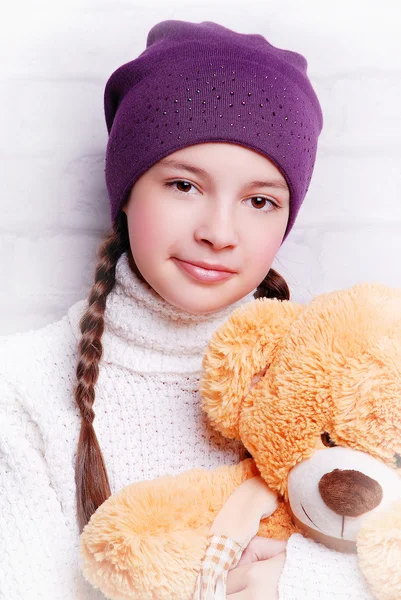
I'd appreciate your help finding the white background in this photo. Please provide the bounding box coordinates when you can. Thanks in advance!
[1,0,400,334]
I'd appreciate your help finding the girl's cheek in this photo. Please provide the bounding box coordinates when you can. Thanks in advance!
[251,231,284,262]
[127,204,162,245]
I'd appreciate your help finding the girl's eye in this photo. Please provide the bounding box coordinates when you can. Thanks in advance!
[164,180,197,194]
[244,196,278,213]
[165,180,278,212]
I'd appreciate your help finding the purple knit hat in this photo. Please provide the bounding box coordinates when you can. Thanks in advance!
[104,20,323,241]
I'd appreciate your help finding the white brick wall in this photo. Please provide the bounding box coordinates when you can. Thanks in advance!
[1,0,400,333]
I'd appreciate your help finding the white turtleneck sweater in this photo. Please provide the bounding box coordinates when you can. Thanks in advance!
[0,252,373,600]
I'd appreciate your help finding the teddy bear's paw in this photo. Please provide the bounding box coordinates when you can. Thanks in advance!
[357,498,401,600]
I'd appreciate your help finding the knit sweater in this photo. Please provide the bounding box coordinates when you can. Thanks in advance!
[0,252,374,600]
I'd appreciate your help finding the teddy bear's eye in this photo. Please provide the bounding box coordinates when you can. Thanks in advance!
[394,453,401,468]
[321,431,337,448]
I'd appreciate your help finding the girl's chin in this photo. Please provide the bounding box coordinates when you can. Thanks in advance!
[161,287,237,315]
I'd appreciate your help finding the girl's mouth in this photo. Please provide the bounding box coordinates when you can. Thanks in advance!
[172,258,236,283]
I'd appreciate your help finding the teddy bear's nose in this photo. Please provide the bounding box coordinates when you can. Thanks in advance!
[318,469,383,517]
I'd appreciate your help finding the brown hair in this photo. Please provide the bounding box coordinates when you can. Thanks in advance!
[74,211,290,532]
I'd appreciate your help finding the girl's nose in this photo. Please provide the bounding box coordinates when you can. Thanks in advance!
[194,206,239,250]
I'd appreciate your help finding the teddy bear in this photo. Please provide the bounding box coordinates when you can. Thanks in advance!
[80,282,401,600]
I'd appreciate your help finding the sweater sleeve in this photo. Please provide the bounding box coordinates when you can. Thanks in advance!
[0,374,83,600]
[193,533,244,600]
[278,533,375,600]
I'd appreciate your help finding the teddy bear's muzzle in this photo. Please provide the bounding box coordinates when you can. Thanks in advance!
[287,446,401,544]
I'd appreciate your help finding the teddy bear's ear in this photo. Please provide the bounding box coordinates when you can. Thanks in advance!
[200,297,303,440]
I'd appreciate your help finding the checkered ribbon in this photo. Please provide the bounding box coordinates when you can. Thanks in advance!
[193,534,245,600]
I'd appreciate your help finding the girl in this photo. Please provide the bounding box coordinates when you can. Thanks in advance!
[0,19,374,600]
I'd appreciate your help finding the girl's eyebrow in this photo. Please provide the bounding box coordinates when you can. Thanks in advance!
[156,157,289,191]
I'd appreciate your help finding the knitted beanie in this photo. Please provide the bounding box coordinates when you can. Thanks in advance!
[104,19,323,241]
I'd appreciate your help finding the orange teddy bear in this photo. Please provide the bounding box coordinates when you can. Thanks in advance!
[80,282,401,600]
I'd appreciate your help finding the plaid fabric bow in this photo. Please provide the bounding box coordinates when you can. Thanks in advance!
[193,534,245,600]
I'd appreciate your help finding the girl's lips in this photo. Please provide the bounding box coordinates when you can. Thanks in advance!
[172,258,236,283]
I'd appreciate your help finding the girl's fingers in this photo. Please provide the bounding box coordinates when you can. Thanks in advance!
[226,589,278,600]
[226,551,286,597]
[237,536,287,566]
[226,590,247,599]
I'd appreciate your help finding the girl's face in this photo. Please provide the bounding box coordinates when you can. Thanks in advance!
[122,142,290,314]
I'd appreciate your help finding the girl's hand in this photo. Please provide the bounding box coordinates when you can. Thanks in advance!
[209,476,279,547]
[226,536,287,599]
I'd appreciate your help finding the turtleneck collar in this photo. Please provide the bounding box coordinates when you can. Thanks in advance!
[68,251,257,373]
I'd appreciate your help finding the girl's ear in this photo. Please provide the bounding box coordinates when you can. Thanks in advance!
[200,297,303,440]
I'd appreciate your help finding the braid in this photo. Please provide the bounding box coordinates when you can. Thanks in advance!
[254,267,290,301]
[74,213,129,532]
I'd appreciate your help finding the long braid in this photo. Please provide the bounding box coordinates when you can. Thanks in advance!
[74,213,129,532]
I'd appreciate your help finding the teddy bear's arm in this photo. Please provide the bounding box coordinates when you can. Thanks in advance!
[80,459,267,600]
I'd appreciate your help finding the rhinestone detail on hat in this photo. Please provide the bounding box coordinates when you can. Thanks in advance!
[114,63,315,169]
[120,85,309,189]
